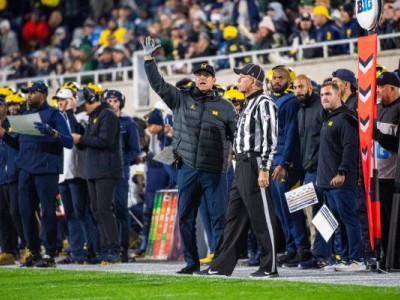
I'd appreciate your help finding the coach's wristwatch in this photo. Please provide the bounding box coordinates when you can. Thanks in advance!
[259,166,269,172]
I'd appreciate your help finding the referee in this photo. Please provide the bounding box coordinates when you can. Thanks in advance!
[196,63,279,278]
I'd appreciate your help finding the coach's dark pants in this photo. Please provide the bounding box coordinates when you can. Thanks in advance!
[177,163,228,268]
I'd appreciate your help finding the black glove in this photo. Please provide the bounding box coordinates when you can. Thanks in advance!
[34,122,54,136]
[372,126,381,141]
[141,36,161,57]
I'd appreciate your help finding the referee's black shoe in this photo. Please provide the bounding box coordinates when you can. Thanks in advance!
[250,269,279,278]
[193,267,229,277]
[176,264,200,274]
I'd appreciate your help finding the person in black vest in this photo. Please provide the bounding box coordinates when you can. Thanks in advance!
[71,87,123,264]
[0,81,73,268]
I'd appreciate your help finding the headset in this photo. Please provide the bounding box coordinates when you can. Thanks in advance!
[82,86,97,104]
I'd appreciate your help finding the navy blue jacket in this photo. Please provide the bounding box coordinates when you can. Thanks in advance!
[78,102,123,180]
[317,105,358,189]
[0,119,19,184]
[4,102,73,174]
[313,21,346,56]
[271,92,303,170]
[120,115,140,177]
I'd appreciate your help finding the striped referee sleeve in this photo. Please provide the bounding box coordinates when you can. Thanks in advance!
[258,99,278,170]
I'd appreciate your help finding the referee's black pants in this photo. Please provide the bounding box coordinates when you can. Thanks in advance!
[210,156,278,275]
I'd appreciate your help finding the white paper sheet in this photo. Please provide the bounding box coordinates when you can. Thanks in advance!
[8,113,42,136]
[284,182,319,213]
[153,146,175,165]
[312,204,339,242]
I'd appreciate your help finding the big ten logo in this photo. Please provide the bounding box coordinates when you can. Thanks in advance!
[357,0,373,13]
[376,144,390,159]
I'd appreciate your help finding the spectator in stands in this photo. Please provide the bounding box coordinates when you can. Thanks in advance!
[7,53,36,80]
[217,25,250,69]
[71,40,97,73]
[232,0,260,32]
[22,9,50,50]
[32,50,50,76]
[392,1,400,48]
[312,6,345,57]
[90,0,114,24]
[379,2,396,50]
[117,4,135,31]
[288,12,317,59]
[266,2,291,40]
[98,17,126,47]
[112,43,132,80]
[158,13,173,40]
[339,3,360,39]
[187,32,217,59]
[251,16,285,63]
[0,19,18,56]
[80,19,100,48]
[96,46,114,82]
[50,27,68,52]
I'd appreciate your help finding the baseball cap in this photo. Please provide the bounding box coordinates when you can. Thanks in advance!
[377,72,400,87]
[234,63,265,83]
[193,63,216,77]
[104,89,125,102]
[332,68,358,89]
[54,88,75,99]
[21,81,48,94]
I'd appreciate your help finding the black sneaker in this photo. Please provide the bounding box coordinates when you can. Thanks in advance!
[250,269,279,278]
[120,251,129,263]
[193,267,229,277]
[85,255,101,265]
[176,265,200,275]
[35,255,56,268]
[298,257,328,269]
[283,250,312,268]
[20,253,42,267]
[277,252,296,267]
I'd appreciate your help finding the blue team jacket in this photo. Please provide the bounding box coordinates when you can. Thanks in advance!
[4,102,73,174]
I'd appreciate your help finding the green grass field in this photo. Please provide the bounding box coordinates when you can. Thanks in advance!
[1,268,399,300]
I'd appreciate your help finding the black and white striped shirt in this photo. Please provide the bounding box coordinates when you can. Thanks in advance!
[233,89,278,170]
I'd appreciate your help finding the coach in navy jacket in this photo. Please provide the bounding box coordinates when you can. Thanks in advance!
[0,81,73,267]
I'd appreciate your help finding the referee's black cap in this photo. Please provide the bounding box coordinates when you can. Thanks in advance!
[234,63,265,83]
